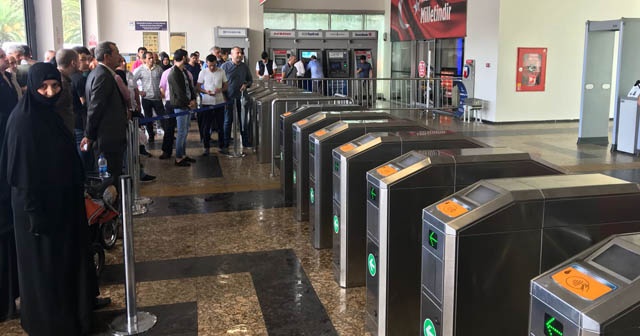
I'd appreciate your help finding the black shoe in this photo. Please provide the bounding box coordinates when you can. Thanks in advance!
[159,153,171,160]
[140,150,153,157]
[185,156,196,163]
[175,159,190,167]
[141,174,156,183]
[93,297,111,310]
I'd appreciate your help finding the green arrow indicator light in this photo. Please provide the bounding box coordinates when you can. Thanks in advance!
[334,161,340,171]
[310,187,315,204]
[428,230,438,249]
[423,318,436,336]
[293,171,297,184]
[333,215,339,233]
[544,314,563,336]
[369,187,377,201]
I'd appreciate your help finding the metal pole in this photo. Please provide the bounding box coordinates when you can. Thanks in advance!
[130,118,148,215]
[109,176,157,336]
[227,99,245,158]
[133,118,152,206]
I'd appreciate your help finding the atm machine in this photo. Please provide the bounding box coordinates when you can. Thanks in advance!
[280,104,362,204]
[308,120,433,249]
[364,148,563,335]
[332,133,485,288]
[530,232,640,336]
[420,174,640,336]
[292,112,395,221]
[325,50,351,96]
[299,49,322,67]
[272,49,289,80]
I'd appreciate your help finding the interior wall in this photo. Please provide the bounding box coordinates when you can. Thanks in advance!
[264,0,384,12]
[495,1,640,122]
[89,0,259,67]
[464,0,500,121]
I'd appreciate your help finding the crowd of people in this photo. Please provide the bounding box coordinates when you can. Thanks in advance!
[0,41,253,335]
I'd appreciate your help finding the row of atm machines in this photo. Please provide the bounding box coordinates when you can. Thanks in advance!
[271,48,373,79]
[275,101,640,335]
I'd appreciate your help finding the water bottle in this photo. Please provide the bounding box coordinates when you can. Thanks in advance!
[98,155,109,178]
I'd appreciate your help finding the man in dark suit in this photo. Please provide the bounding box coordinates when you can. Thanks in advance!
[80,41,128,184]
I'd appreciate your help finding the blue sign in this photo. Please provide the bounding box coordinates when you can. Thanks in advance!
[135,21,168,31]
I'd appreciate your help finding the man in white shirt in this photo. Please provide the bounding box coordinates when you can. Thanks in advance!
[133,52,164,143]
[197,54,228,155]
[255,51,277,80]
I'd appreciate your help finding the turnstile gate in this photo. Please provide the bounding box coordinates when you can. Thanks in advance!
[420,174,640,336]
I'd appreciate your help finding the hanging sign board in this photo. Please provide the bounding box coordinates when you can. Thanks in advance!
[135,21,168,31]
[391,0,467,41]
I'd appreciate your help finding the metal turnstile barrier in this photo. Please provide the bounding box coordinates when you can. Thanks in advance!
[364,148,563,335]
[530,232,640,336]
[280,104,363,204]
[420,174,640,336]
[291,112,395,222]
[308,120,433,249]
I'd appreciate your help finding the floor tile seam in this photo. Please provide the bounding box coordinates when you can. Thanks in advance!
[140,184,281,198]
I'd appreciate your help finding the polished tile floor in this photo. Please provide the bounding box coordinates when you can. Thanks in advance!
[2,113,640,335]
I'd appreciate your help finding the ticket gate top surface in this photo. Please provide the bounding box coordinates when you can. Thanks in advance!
[421,173,640,336]
[530,232,640,336]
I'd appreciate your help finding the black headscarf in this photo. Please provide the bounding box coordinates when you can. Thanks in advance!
[0,62,82,189]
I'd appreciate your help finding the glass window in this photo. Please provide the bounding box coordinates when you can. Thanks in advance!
[62,0,83,46]
[296,13,329,30]
[264,12,295,30]
[364,15,384,31]
[0,0,27,46]
[331,14,363,30]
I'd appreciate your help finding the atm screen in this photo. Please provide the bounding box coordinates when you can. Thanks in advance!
[464,185,499,204]
[593,244,640,281]
[543,313,563,336]
[301,51,317,59]
[330,61,343,71]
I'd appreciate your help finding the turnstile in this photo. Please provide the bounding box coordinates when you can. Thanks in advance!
[530,232,640,336]
[280,104,362,204]
[292,112,394,221]
[420,174,640,336]
[248,87,303,154]
[255,91,319,163]
[365,148,563,335]
[309,120,433,249]
[332,133,486,288]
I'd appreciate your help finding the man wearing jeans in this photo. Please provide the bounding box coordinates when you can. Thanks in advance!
[220,46,253,154]
[168,49,197,167]
[197,54,228,155]
[133,51,164,144]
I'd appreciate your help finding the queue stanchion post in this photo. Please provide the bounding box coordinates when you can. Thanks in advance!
[227,99,245,158]
[109,176,157,335]
[128,118,147,216]
[132,117,152,206]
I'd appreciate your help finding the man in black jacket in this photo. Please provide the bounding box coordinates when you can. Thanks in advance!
[81,41,128,184]
[168,49,197,166]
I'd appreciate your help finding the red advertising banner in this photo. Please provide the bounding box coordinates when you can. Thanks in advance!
[516,48,547,92]
[391,0,467,41]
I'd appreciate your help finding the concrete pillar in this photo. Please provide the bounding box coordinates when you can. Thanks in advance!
[34,0,63,59]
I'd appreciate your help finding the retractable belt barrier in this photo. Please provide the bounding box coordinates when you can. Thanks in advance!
[137,101,232,125]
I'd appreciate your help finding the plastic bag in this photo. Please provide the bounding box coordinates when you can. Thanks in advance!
[139,127,149,145]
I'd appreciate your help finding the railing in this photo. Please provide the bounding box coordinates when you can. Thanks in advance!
[272,76,465,113]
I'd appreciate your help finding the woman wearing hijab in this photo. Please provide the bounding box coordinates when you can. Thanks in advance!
[0,63,95,335]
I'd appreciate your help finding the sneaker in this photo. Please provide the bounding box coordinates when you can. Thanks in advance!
[185,156,196,163]
[174,159,190,167]
[159,153,171,160]
[140,149,153,157]
[140,174,156,183]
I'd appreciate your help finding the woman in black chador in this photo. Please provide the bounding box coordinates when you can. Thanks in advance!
[0,63,94,335]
